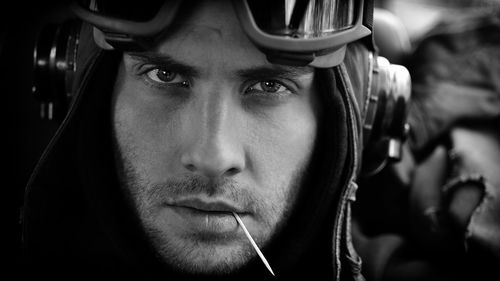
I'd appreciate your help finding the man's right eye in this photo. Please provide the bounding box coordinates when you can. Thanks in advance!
[145,68,189,87]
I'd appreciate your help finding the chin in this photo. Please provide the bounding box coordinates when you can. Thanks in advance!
[155,238,252,277]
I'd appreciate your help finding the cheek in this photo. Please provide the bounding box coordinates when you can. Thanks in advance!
[243,105,317,242]
[248,101,318,188]
[111,71,182,181]
[245,97,318,223]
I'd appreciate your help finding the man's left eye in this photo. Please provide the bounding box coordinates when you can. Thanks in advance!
[246,80,289,94]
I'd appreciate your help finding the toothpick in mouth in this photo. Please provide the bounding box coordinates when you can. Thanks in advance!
[232,212,275,276]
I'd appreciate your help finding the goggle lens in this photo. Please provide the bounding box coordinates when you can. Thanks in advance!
[248,0,355,39]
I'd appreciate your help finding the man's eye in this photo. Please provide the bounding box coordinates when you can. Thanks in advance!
[246,80,289,94]
[145,68,188,86]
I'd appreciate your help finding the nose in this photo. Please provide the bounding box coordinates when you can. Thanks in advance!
[180,91,245,179]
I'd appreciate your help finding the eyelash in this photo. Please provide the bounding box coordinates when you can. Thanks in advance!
[141,67,190,89]
[244,80,294,98]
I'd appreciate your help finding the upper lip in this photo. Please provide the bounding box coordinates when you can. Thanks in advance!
[171,198,244,213]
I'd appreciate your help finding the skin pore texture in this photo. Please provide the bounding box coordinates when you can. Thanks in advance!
[111,0,320,276]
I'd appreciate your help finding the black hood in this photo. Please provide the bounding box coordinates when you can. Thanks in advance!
[21,22,372,280]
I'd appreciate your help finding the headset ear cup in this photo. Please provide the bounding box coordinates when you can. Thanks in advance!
[33,20,81,121]
[361,55,411,176]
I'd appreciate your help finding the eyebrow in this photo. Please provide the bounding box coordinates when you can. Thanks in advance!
[127,52,314,80]
[236,65,314,82]
[127,52,200,78]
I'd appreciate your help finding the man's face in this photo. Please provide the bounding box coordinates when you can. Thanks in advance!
[112,0,319,275]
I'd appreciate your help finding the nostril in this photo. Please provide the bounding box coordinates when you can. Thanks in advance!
[182,160,241,177]
[185,163,196,172]
[224,167,241,177]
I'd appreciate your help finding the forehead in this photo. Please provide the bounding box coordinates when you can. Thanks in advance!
[173,0,242,40]
[152,0,268,69]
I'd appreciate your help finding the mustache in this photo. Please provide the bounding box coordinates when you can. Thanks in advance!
[144,175,261,212]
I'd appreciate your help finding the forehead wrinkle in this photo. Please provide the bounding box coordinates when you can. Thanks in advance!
[176,25,223,43]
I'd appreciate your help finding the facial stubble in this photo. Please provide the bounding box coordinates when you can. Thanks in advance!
[112,128,311,276]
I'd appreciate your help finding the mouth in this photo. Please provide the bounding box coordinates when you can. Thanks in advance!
[173,198,244,213]
[165,198,246,235]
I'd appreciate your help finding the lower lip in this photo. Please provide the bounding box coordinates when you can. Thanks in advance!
[169,205,240,234]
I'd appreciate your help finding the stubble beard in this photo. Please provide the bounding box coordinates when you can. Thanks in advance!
[112,133,311,276]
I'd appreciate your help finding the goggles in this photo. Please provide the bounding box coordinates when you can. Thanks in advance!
[71,0,372,67]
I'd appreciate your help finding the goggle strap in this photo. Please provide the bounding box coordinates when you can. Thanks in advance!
[93,27,151,51]
[265,45,346,68]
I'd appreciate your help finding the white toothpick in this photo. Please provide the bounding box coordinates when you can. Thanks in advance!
[232,212,275,276]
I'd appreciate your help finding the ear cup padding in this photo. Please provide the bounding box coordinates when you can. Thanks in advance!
[361,56,411,176]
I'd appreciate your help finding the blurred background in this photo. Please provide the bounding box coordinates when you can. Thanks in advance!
[378,0,500,41]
